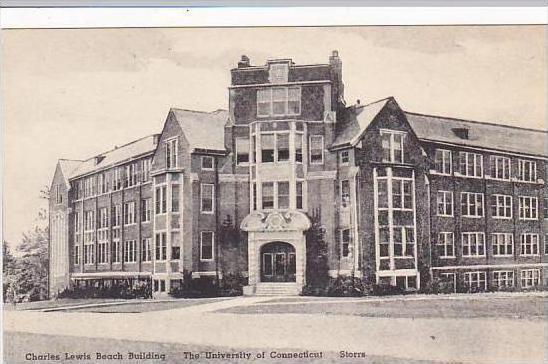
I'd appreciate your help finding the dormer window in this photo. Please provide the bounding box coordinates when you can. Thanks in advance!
[452,127,469,140]
[269,63,289,83]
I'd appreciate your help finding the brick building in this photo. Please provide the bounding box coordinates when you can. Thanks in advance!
[49,51,548,296]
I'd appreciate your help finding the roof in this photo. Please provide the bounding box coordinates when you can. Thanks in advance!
[58,159,83,185]
[332,97,392,148]
[170,108,228,152]
[69,134,158,179]
[406,112,548,158]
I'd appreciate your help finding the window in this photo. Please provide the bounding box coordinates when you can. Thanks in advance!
[155,186,167,214]
[461,192,484,217]
[437,191,453,216]
[55,184,63,203]
[123,201,136,225]
[392,179,413,210]
[202,156,214,170]
[83,176,95,197]
[393,226,415,257]
[73,245,80,265]
[256,86,301,117]
[462,232,485,257]
[463,271,487,291]
[459,152,483,178]
[262,182,274,209]
[141,198,151,222]
[200,231,214,260]
[201,184,214,213]
[340,229,351,257]
[277,182,290,209]
[493,271,514,288]
[83,243,95,265]
[519,196,538,220]
[112,204,121,227]
[125,163,137,188]
[517,159,537,182]
[276,134,290,162]
[520,234,539,256]
[296,181,304,210]
[340,180,350,208]
[98,207,109,229]
[269,63,289,83]
[434,149,452,175]
[490,156,511,180]
[141,158,151,182]
[97,242,108,264]
[491,194,512,219]
[340,150,349,165]
[309,135,324,164]
[83,210,95,231]
[437,232,455,258]
[440,272,456,293]
[544,198,548,219]
[380,130,405,163]
[252,183,257,211]
[295,133,303,163]
[98,173,110,194]
[261,134,275,163]
[155,232,167,261]
[166,138,178,169]
[123,240,137,263]
[545,234,548,255]
[492,233,514,256]
[113,167,123,191]
[171,246,181,260]
[111,240,121,263]
[521,269,540,288]
[141,238,152,262]
[234,138,250,165]
[171,184,180,213]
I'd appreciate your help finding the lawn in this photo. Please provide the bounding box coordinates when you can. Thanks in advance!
[65,297,229,313]
[3,298,127,311]
[220,294,546,320]
[4,331,453,364]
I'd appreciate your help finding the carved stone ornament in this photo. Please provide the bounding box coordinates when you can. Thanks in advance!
[240,210,311,232]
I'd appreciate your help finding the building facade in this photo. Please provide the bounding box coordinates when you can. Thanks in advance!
[49,51,548,296]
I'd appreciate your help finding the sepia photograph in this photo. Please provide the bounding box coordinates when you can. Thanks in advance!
[1,11,547,364]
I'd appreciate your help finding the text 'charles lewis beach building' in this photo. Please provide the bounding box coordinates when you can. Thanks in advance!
[49,51,548,297]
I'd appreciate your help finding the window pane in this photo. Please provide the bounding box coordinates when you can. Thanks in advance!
[277,134,289,162]
[296,181,303,209]
[261,134,275,163]
[262,182,274,209]
[295,134,303,162]
[236,138,249,164]
[278,182,290,209]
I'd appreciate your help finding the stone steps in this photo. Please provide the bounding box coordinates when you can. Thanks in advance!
[254,283,300,296]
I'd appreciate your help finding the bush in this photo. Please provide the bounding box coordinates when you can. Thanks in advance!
[170,272,246,298]
[58,279,152,299]
[371,283,405,296]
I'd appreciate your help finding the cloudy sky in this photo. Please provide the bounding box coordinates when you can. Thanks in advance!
[2,25,546,249]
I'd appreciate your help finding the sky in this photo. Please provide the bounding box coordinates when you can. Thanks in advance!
[2,26,546,249]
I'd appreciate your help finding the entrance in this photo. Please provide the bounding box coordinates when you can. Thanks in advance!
[260,242,296,282]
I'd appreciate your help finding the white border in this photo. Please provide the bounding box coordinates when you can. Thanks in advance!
[1,7,546,29]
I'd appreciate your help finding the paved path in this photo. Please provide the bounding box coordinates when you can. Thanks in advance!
[4,296,546,364]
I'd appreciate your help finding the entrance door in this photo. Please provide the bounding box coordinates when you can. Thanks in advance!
[260,242,296,282]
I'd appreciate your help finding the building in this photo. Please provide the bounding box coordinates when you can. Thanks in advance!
[49,51,548,297]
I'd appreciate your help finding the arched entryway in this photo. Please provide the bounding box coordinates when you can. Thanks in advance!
[260,242,296,282]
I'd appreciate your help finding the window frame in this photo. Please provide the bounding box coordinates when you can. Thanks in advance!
[141,237,152,262]
[462,232,486,257]
[309,135,324,165]
[437,190,454,217]
[235,138,250,166]
[200,231,215,261]
[490,155,511,181]
[340,150,350,165]
[517,159,537,182]
[458,151,483,178]
[492,233,514,257]
[200,183,215,214]
[340,228,351,258]
[165,137,178,169]
[256,86,301,117]
[434,149,452,175]
[463,271,487,291]
[520,269,541,288]
[155,232,167,261]
[201,156,214,170]
[520,233,539,256]
[380,129,406,164]
[493,270,514,288]
[518,196,538,220]
[491,194,513,219]
[437,232,455,258]
[460,192,484,218]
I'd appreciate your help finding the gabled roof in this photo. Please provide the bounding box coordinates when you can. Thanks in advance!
[406,112,548,158]
[69,134,158,179]
[332,97,392,148]
[57,159,83,185]
[170,108,228,152]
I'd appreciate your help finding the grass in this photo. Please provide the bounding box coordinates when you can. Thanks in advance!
[65,298,229,313]
[4,331,453,364]
[220,294,546,320]
[3,298,127,311]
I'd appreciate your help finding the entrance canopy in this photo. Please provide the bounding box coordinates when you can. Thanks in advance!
[240,211,311,233]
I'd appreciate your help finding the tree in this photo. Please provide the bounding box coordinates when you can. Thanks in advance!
[3,241,18,302]
[305,208,330,289]
[16,225,49,301]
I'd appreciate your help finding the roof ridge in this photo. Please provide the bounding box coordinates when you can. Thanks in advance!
[83,133,158,162]
[405,111,547,134]
[354,96,393,109]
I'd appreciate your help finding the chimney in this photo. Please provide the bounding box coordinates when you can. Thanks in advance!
[153,134,161,146]
[329,50,344,101]
[238,55,250,68]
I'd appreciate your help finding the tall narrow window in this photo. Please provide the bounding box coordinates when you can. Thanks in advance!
[111,240,121,263]
[252,183,257,211]
[155,232,167,261]
[261,134,275,163]
[257,89,271,117]
[141,238,152,262]
[200,231,214,260]
[296,181,303,209]
[437,191,453,216]
[141,158,151,182]
[434,149,452,175]
[166,138,178,169]
[309,135,324,164]
[287,86,301,115]
[171,185,180,212]
[201,184,214,213]
[276,133,290,162]
[236,138,249,165]
[295,133,303,163]
[340,180,350,208]
[277,182,290,209]
[112,204,121,227]
[272,87,286,116]
[437,232,455,258]
[123,201,136,225]
[340,229,351,257]
[262,182,274,209]
[55,184,63,203]
[141,198,151,222]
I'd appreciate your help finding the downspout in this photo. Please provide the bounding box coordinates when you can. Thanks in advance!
[214,156,220,285]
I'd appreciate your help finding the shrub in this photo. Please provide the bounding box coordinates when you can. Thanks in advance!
[327,276,367,297]
[58,279,152,299]
[371,283,405,296]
